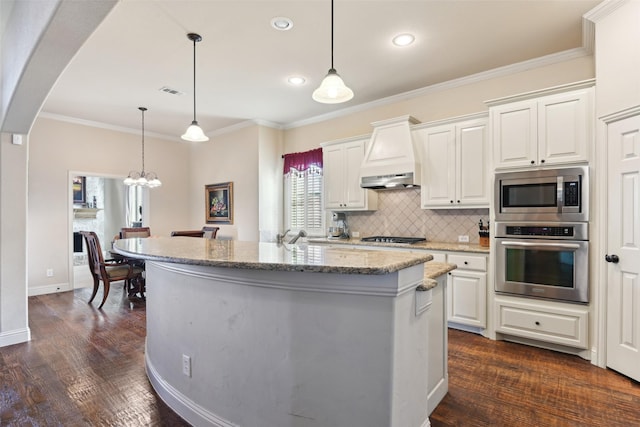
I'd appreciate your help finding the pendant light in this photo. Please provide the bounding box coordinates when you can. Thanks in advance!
[181,33,209,142]
[124,107,162,188]
[312,0,354,104]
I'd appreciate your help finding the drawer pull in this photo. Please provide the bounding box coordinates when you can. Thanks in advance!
[535,321,540,326]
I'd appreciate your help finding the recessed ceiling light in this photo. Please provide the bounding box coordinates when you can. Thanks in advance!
[392,33,415,47]
[287,76,306,86]
[271,17,293,31]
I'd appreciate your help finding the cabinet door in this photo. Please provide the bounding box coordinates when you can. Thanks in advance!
[457,120,489,207]
[447,269,487,328]
[323,145,345,209]
[537,89,591,165]
[492,100,538,169]
[420,126,456,208]
[343,140,367,208]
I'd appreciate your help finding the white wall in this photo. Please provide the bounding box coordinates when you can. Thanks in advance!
[591,0,640,117]
[283,56,595,153]
[28,117,191,292]
[258,125,284,242]
[0,132,29,345]
[189,124,264,242]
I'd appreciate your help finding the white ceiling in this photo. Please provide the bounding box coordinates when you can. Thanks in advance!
[41,0,600,140]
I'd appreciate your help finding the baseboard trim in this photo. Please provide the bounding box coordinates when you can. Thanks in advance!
[28,282,72,296]
[0,327,31,347]
[145,344,236,427]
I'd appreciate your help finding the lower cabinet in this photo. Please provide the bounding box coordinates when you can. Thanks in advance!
[494,295,589,349]
[447,253,487,329]
[431,251,488,331]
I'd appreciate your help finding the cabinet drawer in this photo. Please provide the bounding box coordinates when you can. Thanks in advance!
[428,253,447,263]
[448,254,486,271]
[494,297,588,349]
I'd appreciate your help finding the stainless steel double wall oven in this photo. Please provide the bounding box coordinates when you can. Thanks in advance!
[494,166,589,303]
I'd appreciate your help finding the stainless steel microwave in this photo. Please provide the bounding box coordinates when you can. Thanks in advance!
[495,166,589,222]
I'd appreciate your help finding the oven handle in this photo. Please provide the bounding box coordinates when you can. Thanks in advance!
[500,240,581,249]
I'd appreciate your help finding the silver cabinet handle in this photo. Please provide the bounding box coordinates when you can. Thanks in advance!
[500,241,581,250]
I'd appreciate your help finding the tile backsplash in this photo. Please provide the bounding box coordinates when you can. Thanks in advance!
[342,188,489,244]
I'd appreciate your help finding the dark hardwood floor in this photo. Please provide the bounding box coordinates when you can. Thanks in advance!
[431,330,640,427]
[0,286,189,426]
[1,286,639,426]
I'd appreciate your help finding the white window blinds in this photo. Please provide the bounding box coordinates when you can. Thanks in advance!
[285,165,324,236]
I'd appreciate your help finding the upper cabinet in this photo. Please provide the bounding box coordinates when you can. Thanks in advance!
[488,82,594,170]
[417,114,489,209]
[322,137,378,211]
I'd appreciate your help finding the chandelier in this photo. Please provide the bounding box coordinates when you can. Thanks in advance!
[124,107,162,188]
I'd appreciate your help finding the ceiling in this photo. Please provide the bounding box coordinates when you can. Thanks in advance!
[40,0,601,141]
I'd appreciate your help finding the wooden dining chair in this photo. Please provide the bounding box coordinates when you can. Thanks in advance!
[202,226,219,239]
[119,227,151,238]
[80,231,144,309]
[170,226,220,238]
[170,230,205,237]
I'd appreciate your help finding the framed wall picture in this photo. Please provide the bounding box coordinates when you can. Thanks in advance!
[205,182,233,224]
[73,176,86,205]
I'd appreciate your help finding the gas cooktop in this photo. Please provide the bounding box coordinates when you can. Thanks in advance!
[360,236,426,244]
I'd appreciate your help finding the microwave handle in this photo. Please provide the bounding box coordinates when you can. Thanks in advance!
[500,241,581,250]
[557,176,564,211]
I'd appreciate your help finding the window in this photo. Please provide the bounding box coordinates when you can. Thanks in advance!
[283,148,324,236]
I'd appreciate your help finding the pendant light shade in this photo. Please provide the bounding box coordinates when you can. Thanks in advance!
[182,120,209,142]
[181,33,209,142]
[312,68,354,104]
[125,107,162,188]
[313,0,353,104]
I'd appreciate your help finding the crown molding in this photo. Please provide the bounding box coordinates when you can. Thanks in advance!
[38,112,177,142]
[38,112,283,141]
[206,119,283,139]
[284,47,593,130]
[583,0,629,23]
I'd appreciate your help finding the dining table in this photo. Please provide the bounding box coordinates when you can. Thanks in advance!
[109,247,146,299]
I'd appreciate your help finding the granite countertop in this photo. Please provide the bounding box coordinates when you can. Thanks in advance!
[309,237,490,254]
[422,261,457,290]
[112,237,433,275]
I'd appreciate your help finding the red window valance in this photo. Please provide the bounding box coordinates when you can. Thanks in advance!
[282,148,323,174]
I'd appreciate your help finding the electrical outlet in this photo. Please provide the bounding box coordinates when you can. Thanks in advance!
[458,235,470,243]
[182,354,191,377]
[46,268,54,277]
[351,231,360,238]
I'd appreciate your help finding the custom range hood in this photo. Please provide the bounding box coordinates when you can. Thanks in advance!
[360,115,421,190]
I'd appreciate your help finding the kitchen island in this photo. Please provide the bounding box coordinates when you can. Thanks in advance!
[113,237,452,427]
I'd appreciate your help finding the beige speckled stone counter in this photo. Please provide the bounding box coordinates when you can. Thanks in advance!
[112,236,433,275]
[423,261,457,290]
[310,237,490,254]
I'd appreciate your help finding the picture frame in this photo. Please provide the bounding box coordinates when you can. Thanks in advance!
[73,176,86,205]
[205,182,233,224]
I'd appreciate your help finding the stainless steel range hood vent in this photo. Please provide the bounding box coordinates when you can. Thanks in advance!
[360,116,421,190]
[360,172,419,190]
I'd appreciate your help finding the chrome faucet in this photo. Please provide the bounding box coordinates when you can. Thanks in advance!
[288,230,307,244]
[276,229,291,244]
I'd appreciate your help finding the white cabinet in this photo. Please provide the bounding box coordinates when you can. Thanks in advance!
[426,274,448,414]
[428,250,488,331]
[419,115,489,209]
[490,85,593,169]
[494,295,589,349]
[322,138,378,211]
[447,253,487,329]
